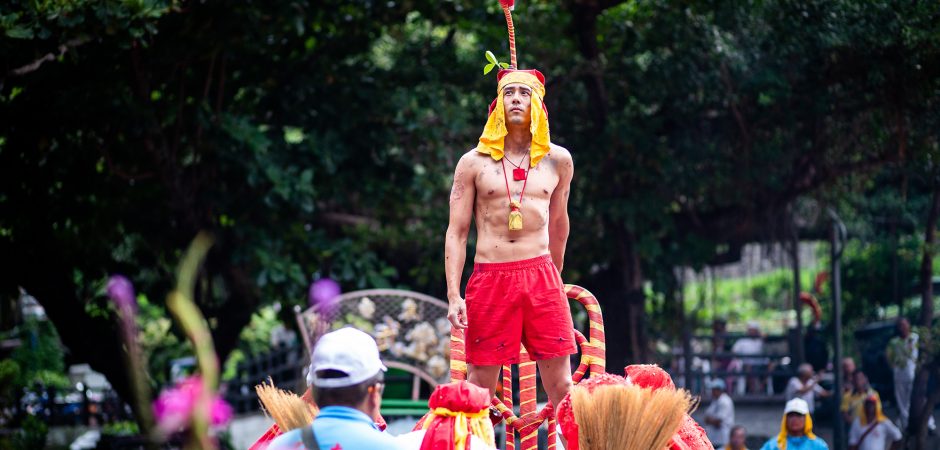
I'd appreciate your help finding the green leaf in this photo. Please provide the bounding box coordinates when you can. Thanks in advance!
[499,62,510,69]
[485,51,497,64]
[5,26,34,39]
[483,62,496,75]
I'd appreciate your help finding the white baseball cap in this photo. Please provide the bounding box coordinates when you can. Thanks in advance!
[784,398,810,415]
[307,327,387,388]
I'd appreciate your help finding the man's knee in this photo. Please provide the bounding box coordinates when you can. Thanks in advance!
[468,365,501,394]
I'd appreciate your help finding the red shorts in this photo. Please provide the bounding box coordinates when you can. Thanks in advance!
[465,254,577,365]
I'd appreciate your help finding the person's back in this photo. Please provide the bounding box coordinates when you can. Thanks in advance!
[268,327,405,450]
[268,406,406,450]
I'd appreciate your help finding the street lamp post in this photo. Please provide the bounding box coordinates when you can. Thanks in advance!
[829,209,847,450]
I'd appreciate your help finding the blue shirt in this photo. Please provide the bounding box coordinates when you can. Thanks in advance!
[759,435,829,450]
[267,406,407,450]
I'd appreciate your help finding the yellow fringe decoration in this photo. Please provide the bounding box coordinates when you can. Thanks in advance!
[422,407,495,450]
[255,379,318,432]
[572,384,690,450]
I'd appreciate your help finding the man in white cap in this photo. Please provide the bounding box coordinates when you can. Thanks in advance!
[268,327,406,450]
[704,378,735,447]
[759,398,828,450]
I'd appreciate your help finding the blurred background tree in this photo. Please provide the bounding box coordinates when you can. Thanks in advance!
[1,0,939,443]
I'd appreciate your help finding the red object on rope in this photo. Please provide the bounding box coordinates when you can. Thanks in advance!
[799,292,823,323]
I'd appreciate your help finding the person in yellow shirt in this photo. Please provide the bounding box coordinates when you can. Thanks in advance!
[841,371,878,426]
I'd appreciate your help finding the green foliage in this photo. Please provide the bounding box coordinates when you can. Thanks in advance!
[101,421,140,437]
[0,359,20,399]
[10,415,47,450]
[682,268,819,333]
[137,294,189,387]
[482,50,510,74]
[10,319,67,389]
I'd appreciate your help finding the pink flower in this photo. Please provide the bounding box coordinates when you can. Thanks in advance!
[309,278,341,313]
[153,376,233,434]
[107,275,137,314]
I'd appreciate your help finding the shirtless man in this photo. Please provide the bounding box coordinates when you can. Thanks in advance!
[445,68,575,412]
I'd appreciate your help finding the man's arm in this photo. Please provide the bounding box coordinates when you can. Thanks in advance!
[445,153,477,329]
[548,148,573,274]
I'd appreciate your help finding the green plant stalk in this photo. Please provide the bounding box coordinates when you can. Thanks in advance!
[117,308,157,442]
[166,232,218,449]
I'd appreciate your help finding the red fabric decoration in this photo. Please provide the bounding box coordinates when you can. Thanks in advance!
[499,0,515,8]
[419,381,491,450]
[625,364,676,391]
[248,423,281,450]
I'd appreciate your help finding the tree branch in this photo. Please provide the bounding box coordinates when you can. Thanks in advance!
[8,36,90,77]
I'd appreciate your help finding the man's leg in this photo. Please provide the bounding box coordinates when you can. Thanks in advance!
[538,355,573,448]
[537,355,573,408]
[894,372,912,429]
[468,364,502,398]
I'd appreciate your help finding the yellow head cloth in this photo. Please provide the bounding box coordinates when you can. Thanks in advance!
[776,413,817,450]
[475,71,551,167]
[859,395,889,426]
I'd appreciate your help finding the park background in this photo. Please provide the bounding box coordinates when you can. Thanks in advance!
[1,0,939,449]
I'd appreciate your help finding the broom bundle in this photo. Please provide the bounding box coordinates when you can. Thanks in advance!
[571,383,691,450]
[255,379,318,431]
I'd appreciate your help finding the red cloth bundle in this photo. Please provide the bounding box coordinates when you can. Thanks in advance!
[420,381,492,450]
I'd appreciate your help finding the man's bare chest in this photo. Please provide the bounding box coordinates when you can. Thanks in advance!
[474,159,558,203]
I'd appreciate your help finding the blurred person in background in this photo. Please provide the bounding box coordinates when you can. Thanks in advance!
[842,370,878,427]
[847,395,901,450]
[785,363,831,414]
[759,398,829,450]
[726,425,748,450]
[704,379,735,448]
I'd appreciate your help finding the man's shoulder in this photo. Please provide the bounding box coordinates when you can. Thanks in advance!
[456,149,489,169]
[758,437,779,450]
[266,428,304,450]
[547,143,572,161]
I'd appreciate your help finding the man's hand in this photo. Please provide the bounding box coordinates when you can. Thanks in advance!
[448,297,468,329]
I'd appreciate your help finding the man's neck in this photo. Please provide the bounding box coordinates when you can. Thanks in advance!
[504,127,532,157]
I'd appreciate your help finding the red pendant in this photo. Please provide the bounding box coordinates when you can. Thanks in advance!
[513,167,526,181]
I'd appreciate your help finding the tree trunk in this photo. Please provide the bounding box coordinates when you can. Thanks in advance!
[907,182,940,449]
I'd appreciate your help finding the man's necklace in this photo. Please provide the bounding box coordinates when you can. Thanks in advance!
[502,158,530,231]
[503,151,528,181]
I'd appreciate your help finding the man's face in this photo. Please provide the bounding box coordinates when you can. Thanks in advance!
[502,83,532,126]
[864,401,876,421]
[730,428,746,447]
[898,318,911,337]
[853,372,868,391]
[711,388,721,399]
[842,358,855,376]
[786,413,806,435]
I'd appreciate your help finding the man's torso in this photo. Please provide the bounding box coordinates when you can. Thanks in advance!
[469,146,565,263]
[851,420,900,450]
